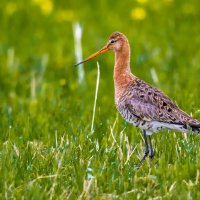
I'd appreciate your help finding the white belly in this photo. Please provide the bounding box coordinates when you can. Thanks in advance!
[118,107,187,134]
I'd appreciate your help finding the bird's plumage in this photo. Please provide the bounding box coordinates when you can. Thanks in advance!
[117,77,200,134]
[75,31,200,162]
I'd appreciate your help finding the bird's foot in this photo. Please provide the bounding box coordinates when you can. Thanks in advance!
[136,131,154,169]
[140,150,149,163]
[149,151,154,160]
[136,150,149,169]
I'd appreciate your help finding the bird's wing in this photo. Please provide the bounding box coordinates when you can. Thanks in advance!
[118,79,200,126]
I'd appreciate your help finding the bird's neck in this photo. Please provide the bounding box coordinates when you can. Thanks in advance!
[114,48,131,78]
[113,44,135,103]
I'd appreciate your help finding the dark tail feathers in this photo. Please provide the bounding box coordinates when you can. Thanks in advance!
[190,124,200,133]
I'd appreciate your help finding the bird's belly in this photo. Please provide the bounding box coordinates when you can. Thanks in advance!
[118,108,187,133]
[149,121,187,133]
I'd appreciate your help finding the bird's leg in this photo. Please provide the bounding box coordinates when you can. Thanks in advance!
[148,135,154,159]
[140,130,149,163]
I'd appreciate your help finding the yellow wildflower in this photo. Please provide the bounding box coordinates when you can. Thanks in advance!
[32,0,53,15]
[131,7,146,21]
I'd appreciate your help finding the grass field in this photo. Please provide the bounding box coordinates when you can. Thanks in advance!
[0,0,200,199]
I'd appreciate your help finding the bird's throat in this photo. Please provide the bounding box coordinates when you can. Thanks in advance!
[114,44,131,77]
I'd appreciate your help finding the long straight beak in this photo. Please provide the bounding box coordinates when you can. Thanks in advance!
[74,45,109,67]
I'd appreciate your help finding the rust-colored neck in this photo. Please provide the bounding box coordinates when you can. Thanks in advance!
[114,44,131,78]
[113,40,135,103]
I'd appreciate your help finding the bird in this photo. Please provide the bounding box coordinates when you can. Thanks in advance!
[75,32,200,163]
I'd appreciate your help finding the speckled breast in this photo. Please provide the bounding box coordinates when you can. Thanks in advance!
[116,103,141,127]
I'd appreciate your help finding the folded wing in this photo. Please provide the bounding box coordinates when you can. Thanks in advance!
[117,79,200,127]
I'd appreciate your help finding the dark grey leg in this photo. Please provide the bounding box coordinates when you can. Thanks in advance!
[140,130,149,163]
[148,135,154,159]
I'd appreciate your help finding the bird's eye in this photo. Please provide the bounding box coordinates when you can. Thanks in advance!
[110,40,115,44]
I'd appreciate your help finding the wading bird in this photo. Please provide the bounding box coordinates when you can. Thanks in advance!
[75,32,200,163]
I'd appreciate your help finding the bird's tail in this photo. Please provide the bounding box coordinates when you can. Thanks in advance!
[190,124,200,134]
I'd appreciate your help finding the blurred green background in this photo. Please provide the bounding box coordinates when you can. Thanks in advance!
[0,0,200,199]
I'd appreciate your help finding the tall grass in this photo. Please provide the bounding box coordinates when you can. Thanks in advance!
[91,62,100,134]
[0,0,200,199]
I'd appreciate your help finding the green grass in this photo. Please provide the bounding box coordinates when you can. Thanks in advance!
[1,0,200,199]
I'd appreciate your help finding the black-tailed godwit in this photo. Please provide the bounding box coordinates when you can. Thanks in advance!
[75,32,200,163]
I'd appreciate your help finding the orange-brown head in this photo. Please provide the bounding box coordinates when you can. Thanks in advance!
[74,32,128,66]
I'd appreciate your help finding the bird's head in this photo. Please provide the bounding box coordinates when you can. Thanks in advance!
[107,32,127,51]
[74,32,127,66]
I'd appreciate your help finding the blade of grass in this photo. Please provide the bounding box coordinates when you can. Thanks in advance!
[91,62,100,133]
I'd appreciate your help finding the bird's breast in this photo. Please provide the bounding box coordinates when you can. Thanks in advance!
[114,73,136,104]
